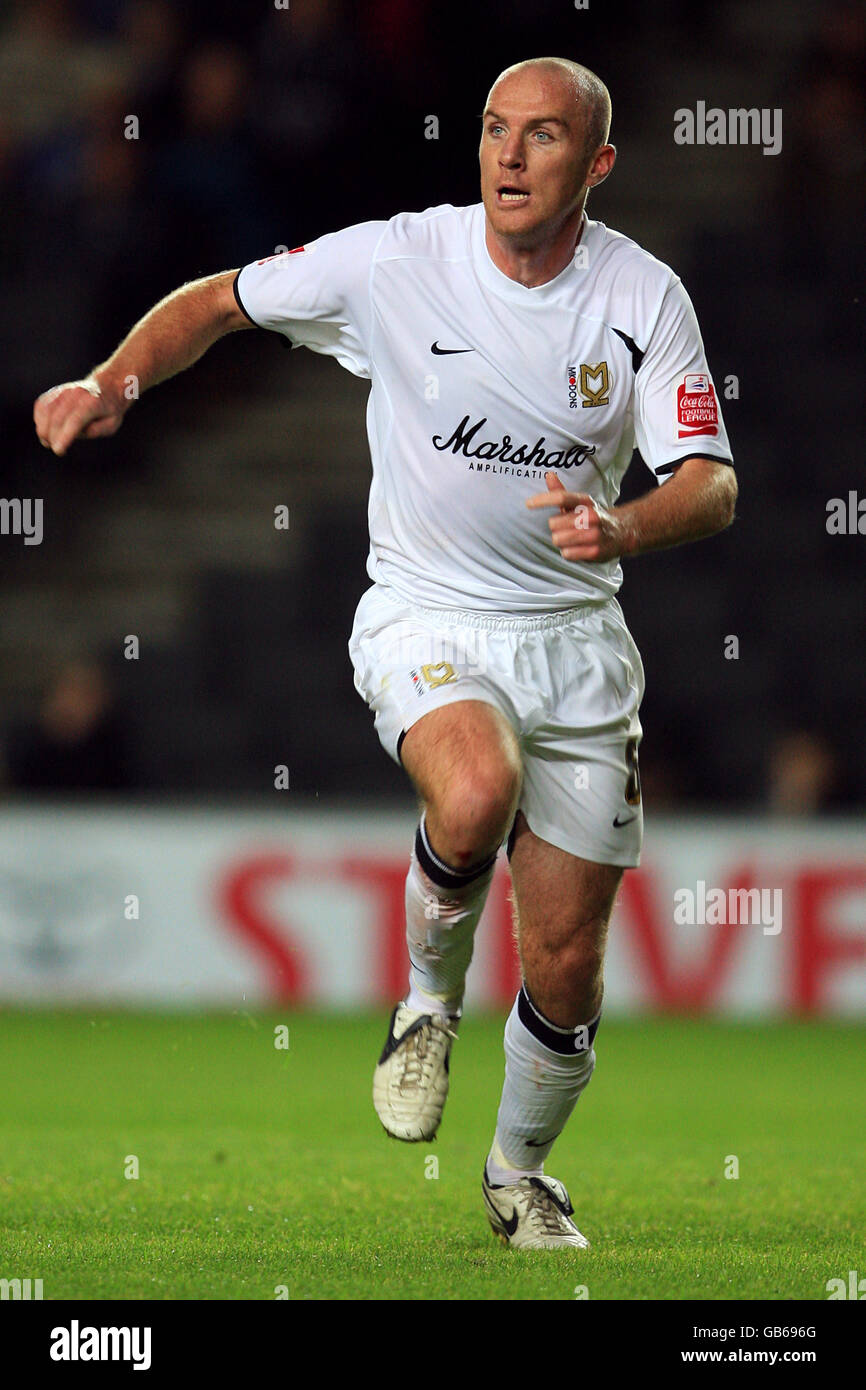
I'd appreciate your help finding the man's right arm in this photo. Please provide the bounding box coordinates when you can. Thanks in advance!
[33,270,250,455]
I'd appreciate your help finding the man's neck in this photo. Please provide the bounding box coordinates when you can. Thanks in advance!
[484,209,587,289]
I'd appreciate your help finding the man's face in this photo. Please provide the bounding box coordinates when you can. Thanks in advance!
[479,69,594,246]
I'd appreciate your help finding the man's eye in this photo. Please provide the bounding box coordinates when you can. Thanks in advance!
[488,124,505,136]
[534,130,553,142]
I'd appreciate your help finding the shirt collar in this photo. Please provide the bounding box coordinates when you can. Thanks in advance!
[472,203,595,304]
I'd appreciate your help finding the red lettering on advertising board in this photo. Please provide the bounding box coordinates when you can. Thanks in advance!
[490,869,521,1002]
[218,854,307,1000]
[620,868,752,1009]
[215,851,866,1014]
[341,856,409,1001]
[791,866,866,1011]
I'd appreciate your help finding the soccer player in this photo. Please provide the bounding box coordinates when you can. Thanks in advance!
[34,57,736,1249]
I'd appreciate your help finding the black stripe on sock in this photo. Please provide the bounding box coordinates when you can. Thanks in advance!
[415,821,497,891]
[517,984,601,1055]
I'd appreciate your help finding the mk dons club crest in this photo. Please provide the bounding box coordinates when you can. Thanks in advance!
[568,362,610,409]
[410,662,458,697]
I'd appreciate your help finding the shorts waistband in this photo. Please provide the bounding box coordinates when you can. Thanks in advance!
[375,584,608,632]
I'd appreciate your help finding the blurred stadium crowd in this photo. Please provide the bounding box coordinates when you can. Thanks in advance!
[0,0,863,810]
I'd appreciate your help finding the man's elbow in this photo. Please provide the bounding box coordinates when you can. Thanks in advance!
[699,459,737,531]
[719,464,738,528]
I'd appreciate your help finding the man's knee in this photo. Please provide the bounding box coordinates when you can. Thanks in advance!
[431,760,521,865]
[522,900,607,966]
[403,701,523,867]
[546,925,606,989]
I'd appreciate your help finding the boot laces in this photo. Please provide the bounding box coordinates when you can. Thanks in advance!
[527,1183,571,1236]
[398,1016,456,1092]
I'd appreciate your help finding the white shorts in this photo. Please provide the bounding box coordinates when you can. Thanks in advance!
[348,583,646,868]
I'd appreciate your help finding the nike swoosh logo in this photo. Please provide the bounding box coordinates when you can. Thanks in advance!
[612,813,638,827]
[526,1135,559,1147]
[431,342,474,355]
[500,1206,519,1236]
[485,1185,521,1237]
[377,1008,431,1065]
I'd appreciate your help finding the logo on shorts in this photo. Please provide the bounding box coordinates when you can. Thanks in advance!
[677,374,718,437]
[410,662,458,696]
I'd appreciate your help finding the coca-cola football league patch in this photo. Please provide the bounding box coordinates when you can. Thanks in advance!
[676,373,718,438]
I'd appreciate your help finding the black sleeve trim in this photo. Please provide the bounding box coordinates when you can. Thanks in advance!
[655,453,735,477]
[612,326,645,374]
[232,269,259,327]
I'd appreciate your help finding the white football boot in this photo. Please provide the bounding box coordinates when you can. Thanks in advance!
[482,1165,590,1249]
[373,1002,459,1142]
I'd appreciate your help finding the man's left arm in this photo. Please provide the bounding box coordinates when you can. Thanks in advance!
[526,458,737,563]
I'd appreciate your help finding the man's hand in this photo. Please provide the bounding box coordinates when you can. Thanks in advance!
[33,271,248,456]
[526,458,738,562]
[526,471,634,562]
[34,376,129,456]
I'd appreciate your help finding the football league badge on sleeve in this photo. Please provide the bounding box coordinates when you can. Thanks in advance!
[677,373,719,437]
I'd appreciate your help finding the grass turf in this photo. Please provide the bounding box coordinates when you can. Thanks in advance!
[0,1011,862,1301]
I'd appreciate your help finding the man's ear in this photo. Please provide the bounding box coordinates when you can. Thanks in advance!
[585,144,616,189]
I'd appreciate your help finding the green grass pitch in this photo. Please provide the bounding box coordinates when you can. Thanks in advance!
[0,1011,862,1301]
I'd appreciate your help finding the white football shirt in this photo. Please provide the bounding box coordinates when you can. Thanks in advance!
[235,203,733,613]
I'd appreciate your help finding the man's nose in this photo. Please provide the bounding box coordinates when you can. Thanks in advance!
[498,140,524,168]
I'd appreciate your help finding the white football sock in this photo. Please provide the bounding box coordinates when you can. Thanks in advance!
[404,815,497,1017]
[486,985,600,1183]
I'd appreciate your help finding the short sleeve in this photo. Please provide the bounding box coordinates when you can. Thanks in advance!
[634,278,734,482]
[233,220,388,379]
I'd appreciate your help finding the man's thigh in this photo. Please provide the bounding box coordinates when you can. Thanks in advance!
[348,582,519,770]
[400,699,522,807]
[513,598,644,869]
[517,732,643,870]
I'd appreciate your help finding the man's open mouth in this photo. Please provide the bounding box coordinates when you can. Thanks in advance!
[496,186,530,204]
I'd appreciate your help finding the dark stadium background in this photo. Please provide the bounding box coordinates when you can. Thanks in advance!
[1,0,863,811]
